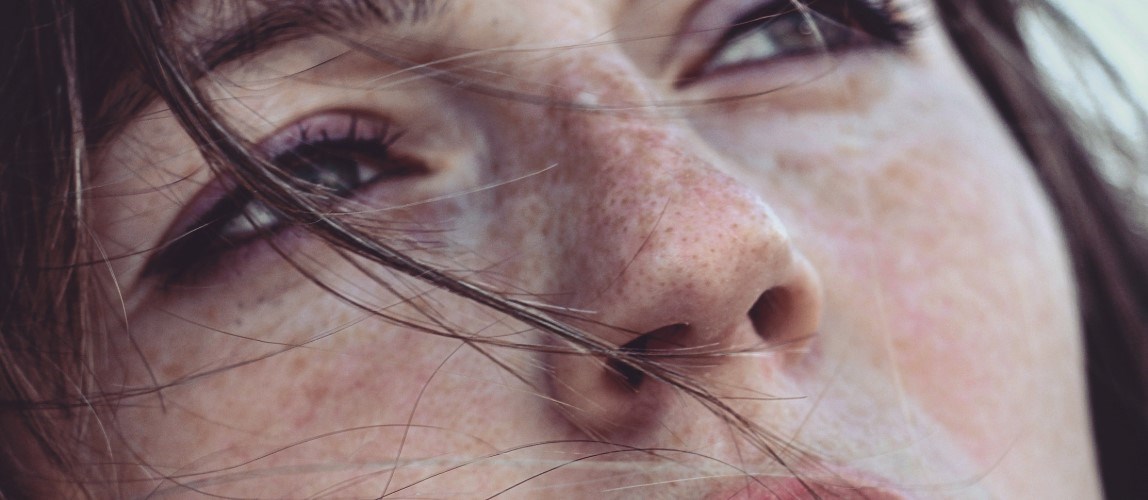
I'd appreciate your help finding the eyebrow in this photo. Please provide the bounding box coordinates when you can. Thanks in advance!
[192,0,443,69]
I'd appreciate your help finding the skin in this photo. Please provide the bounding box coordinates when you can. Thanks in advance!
[87,0,1100,497]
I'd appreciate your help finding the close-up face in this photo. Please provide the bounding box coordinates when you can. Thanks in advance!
[83,0,1099,497]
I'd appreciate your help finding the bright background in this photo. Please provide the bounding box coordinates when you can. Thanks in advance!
[1052,0,1148,127]
[1039,0,1147,206]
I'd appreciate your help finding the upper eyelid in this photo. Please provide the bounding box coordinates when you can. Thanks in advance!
[669,0,914,51]
[664,0,781,74]
[257,111,399,158]
[674,0,780,43]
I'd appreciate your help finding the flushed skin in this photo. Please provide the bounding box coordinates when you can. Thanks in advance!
[86,0,1098,497]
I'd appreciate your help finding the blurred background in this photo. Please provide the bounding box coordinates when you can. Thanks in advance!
[1038,0,1147,213]
[1049,0,1147,132]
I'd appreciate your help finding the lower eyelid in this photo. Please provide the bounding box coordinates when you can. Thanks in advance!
[155,225,310,291]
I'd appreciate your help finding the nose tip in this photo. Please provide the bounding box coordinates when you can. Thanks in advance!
[604,254,822,389]
[541,144,823,436]
[546,252,823,438]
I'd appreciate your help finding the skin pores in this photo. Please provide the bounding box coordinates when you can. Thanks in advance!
[88,0,1099,498]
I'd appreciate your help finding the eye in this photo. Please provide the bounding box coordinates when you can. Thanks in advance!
[145,113,420,283]
[218,119,404,241]
[681,0,917,83]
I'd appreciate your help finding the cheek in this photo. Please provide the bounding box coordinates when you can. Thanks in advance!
[689,61,1081,464]
[108,275,564,492]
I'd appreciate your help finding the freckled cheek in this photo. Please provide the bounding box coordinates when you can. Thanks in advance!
[710,90,1074,435]
[113,283,550,465]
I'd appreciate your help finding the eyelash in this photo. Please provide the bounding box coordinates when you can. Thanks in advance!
[684,0,918,82]
[142,2,913,286]
[145,114,413,284]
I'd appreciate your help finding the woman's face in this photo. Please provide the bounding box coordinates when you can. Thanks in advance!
[90,0,1098,497]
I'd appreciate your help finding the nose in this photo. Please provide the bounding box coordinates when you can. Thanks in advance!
[537,116,823,436]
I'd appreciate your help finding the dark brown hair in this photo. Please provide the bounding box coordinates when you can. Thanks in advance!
[1,0,1145,497]
[937,2,1148,496]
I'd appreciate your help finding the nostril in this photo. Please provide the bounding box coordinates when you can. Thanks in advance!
[607,323,689,389]
[749,286,797,343]
[608,335,648,389]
